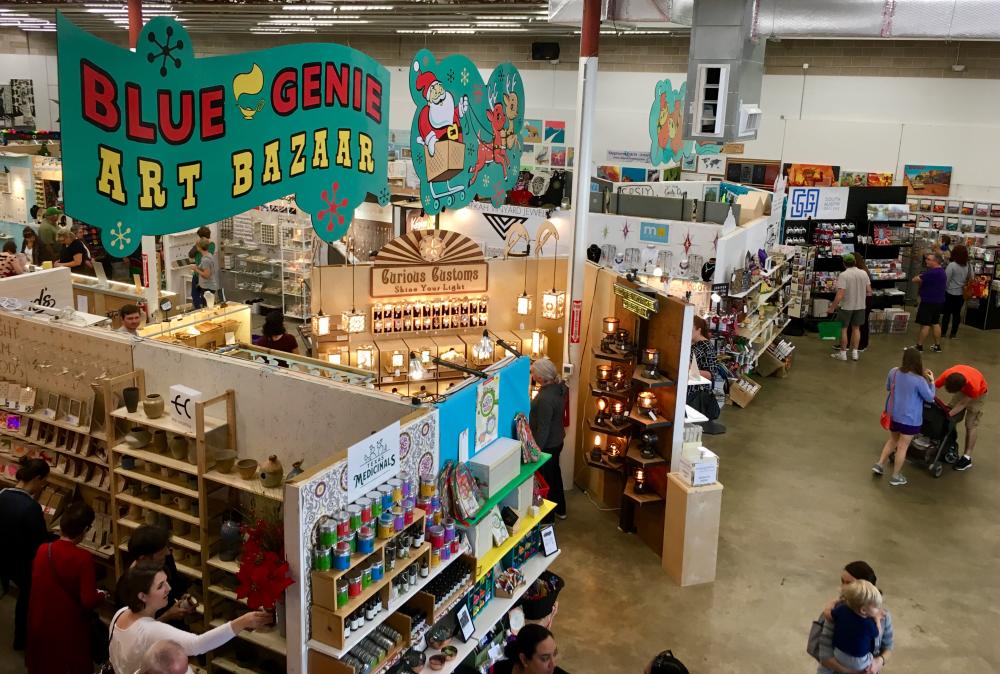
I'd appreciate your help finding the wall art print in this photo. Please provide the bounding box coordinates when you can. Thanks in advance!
[56,14,390,256]
[409,49,525,213]
[903,164,952,196]
[782,163,840,187]
[475,376,499,451]
[647,78,722,167]
[522,119,542,144]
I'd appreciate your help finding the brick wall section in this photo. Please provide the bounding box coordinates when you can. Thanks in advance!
[4,27,1000,78]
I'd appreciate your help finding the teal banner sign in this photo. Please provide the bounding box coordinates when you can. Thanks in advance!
[56,14,390,255]
[408,49,524,213]
[648,78,721,168]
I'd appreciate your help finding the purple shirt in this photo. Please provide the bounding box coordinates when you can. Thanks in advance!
[919,267,946,303]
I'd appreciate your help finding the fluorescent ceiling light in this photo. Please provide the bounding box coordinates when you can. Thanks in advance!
[22,27,56,32]
[477,28,529,32]
[434,29,475,34]
[348,5,394,9]
[475,15,529,19]
[475,22,522,27]
[396,29,432,33]
[428,23,471,27]
[282,4,335,10]
[261,18,366,25]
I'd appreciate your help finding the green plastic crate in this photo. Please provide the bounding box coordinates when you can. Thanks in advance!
[818,321,843,340]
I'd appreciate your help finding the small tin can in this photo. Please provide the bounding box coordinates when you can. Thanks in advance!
[348,573,362,597]
[377,512,394,540]
[440,544,451,562]
[450,537,460,555]
[420,475,436,498]
[402,498,415,525]
[357,497,373,523]
[392,506,405,532]
[378,484,394,510]
[357,527,375,554]
[388,478,403,505]
[443,518,456,543]
[336,579,349,608]
[366,491,383,519]
[334,511,350,537]
[427,524,445,549]
[371,560,385,581]
[346,504,362,531]
[318,521,337,547]
[361,566,373,589]
[333,542,352,570]
[431,547,441,568]
[312,546,331,571]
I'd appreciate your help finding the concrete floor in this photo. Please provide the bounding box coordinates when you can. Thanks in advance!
[1,322,998,673]
[549,323,1000,673]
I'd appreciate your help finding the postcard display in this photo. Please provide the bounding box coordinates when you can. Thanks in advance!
[783,186,910,320]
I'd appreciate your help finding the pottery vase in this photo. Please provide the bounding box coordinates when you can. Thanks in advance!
[237,459,258,480]
[122,387,140,413]
[169,435,188,460]
[143,394,164,419]
[260,455,284,488]
[125,427,152,449]
[285,460,304,482]
[219,519,242,562]
[151,430,168,454]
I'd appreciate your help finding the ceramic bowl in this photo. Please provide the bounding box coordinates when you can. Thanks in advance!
[441,646,458,661]
[214,449,238,474]
[237,459,258,480]
[125,427,152,449]
[428,654,446,671]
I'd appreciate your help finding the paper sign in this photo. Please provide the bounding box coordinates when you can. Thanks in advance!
[346,421,401,502]
[540,524,559,556]
[786,187,849,220]
[459,428,469,464]
[488,506,509,546]
[570,299,582,344]
[475,376,500,451]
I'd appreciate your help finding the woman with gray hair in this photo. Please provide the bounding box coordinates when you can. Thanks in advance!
[54,226,90,272]
[140,640,190,674]
[530,357,568,520]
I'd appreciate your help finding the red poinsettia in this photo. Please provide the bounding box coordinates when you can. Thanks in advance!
[235,517,294,610]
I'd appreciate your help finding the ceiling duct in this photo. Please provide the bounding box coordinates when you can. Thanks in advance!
[549,0,1000,39]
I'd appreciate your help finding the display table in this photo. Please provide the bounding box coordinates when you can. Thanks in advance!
[71,273,178,327]
[663,472,723,586]
[138,302,252,348]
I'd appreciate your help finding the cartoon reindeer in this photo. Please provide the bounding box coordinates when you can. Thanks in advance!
[468,79,511,186]
[500,73,521,151]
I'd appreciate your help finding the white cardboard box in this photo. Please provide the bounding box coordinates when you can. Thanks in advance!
[458,506,501,558]
[469,437,521,498]
[679,447,719,487]
[501,476,534,517]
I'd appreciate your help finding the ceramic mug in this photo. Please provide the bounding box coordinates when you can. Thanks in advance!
[175,495,192,511]
[144,509,158,525]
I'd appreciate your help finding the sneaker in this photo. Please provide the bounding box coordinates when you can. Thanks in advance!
[930,344,943,353]
[954,456,973,471]
[871,463,885,476]
[830,350,847,361]
[556,513,568,520]
[948,334,959,339]
[888,473,908,487]
[914,344,924,352]
[851,350,859,361]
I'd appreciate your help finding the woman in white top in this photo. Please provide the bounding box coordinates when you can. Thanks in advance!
[109,561,271,674]
[941,244,970,339]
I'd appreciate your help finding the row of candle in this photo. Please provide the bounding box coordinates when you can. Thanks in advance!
[374,298,488,320]
[373,311,487,334]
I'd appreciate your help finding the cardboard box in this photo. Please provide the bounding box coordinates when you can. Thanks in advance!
[458,508,498,558]
[501,476,534,517]
[729,375,760,408]
[679,447,719,487]
[425,139,466,182]
[469,437,521,498]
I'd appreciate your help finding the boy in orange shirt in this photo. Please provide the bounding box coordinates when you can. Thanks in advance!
[934,365,988,471]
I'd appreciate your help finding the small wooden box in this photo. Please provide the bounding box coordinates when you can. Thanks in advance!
[424,139,466,182]
[469,437,521,498]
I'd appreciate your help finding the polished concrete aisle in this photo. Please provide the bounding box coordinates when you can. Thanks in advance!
[550,325,1000,674]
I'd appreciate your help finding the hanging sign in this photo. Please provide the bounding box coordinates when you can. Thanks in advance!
[613,283,659,319]
[786,187,849,220]
[56,14,390,256]
[409,49,525,213]
[371,229,488,297]
[346,421,401,503]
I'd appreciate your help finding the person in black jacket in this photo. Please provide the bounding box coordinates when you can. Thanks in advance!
[0,458,51,650]
[114,525,194,627]
[529,358,568,521]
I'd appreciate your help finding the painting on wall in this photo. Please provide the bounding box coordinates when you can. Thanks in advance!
[543,120,566,144]
[646,169,661,182]
[533,144,550,167]
[680,153,697,172]
[839,171,894,187]
[522,119,543,144]
[661,166,681,181]
[565,147,574,168]
[697,154,726,176]
[621,167,646,183]
[782,163,841,187]
[0,79,35,128]
[903,164,952,196]
[550,146,566,168]
[597,165,622,182]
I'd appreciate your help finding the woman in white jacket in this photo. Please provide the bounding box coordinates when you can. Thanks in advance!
[110,561,271,674]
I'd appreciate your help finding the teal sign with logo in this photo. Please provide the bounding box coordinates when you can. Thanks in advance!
[639,221,670,245]
[408,49,524,213]
[56,13,390,255]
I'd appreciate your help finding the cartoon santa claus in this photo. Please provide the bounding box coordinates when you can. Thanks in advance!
[414,61,469,157]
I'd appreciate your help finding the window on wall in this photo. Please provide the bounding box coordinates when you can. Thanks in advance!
[694,64,729,137]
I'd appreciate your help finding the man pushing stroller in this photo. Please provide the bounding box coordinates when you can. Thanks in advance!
[934,364,988,472]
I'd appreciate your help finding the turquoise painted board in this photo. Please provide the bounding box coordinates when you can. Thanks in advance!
[408,50,524,213]
[56,13,390,255]
[648,78,721,167]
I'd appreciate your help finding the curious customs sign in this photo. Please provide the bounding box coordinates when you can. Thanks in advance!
[56,13,390,256]
[371,229,488,297]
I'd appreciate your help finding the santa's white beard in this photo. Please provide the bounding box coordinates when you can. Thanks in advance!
[428,93,456,129]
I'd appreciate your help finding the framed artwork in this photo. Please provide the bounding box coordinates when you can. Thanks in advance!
[41,392,59,420]
[947,201,960,214]
[522,119,543,144]
[782,163,840,187]
[621,167,646,183]
[661,166,681,181]
[550,146,566,168]
[680,153,697,172]
[902,164,952,196]
[697,154,725,175]
[597,165,621,182]
[932,200,946,214]
[543,120,565,144]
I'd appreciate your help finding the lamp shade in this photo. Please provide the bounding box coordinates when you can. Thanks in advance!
[341,309,366,334]
[356,346,374,370]
[638,391,656,410]
[516,293,532,316]
[315,313,331,336]
[530,329,547,357]
[391,350,404,369]
[541,289,566,320]
[327,352,342,365]
[596,364,612,381]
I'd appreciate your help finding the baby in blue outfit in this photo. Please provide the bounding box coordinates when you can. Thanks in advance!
[831,579,883,671]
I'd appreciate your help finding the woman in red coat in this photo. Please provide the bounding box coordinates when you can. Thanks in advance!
[26,501,105,674]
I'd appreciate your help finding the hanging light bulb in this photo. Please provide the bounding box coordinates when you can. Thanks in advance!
[516,292,532,316]
[530,329,546,357]
[473,329,494,363]
[408,352,426,380]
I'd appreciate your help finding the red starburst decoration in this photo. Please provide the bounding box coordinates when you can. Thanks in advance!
[318,182,349,231]
[683,231,693,256]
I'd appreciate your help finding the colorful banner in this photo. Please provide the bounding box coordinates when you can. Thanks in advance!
[56,14,390,255]
[647,78,721,167]
[409,49,524,213]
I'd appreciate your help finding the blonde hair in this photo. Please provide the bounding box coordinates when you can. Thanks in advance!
[841,579,882,613]
[531,357,561,385]
[195,237,211,253]
[56,226,75,241]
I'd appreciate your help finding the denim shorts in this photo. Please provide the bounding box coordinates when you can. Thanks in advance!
[890,419,921,436]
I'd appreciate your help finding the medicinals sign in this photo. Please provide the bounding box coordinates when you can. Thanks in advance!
[371,229,488,297]
[56,14,390,256]
[347,421,401,502]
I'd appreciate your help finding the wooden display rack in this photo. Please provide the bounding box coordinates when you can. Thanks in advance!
[105,369,287,673]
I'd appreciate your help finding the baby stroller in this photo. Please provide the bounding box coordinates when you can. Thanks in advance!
[905,399,964,478]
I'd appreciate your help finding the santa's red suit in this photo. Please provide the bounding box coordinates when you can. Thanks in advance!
[417,103,462,143]
[414,67,465,150]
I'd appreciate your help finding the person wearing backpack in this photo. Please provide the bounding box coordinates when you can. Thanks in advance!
[808,561,894,674]
[645,650,689,674]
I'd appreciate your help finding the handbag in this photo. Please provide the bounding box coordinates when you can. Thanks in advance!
[880,370,896,430]
[513,413,541,463]
[46,543,110,666]
[689,387,721,421]
[806,617,825,661]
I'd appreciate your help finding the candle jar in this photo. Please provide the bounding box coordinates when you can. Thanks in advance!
[603,316,619,335]
[634,468,648,493]
[347,505,362,532]
[378,512,395,540]
[420,475,437,498]
[313,546,332,571]
[615,327,630,349]
[392,506,405,532]
[403,499,415,525]
[357,497,373,524]
[638,391,657,411]
[440,544,451,562]
[388,478,403,505]
[611,400,626,425]
[336,579,349,608]
[366,491,383,519]
[607,439,623,463]
[357,527,375,554]
[348,573,363,597]
[319,521,337,547]
[333,542,352,570]
[361,566,373,589]
[428,524,445,549]
[643,347,660,378]
[612,367,626,391]
[590,434,603,461]
[371,560,385,581]
[340,532,356,553]
[596,364,612,389]
[443,518,455,543]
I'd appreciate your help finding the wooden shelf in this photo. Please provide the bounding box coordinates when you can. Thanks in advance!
[465,457,548,526]
[624,477,664,504]
[23,411,93,435]
[207,555,241,575]
[590,346,635,363]
[589,384,632,399]
[112,443,199,476]
[585,457,624,472]
[586,416,632,435]
[204,468,284,501]
[208,583,247,605]
[211,619,286,656]
[118,540,203,578]
[212,657,263,674]
[631,365,676,388]
[116,492,201,525]
[0,428,109,466]
[628,408,673,430]
[111,406,227,438]
[626,444,667,465]
[114,466,200,498]
[117,516,203,552]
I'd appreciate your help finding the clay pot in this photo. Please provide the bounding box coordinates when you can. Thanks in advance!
[214,449,237,474]
[260,455,284,488]
[237,459,258,480]
[143,394,164,419]
[285,460,304,482]
[125,427,152,449]
[122,387,140,413]
[169,435,188,460]
[151,430,168,454]
[219,519,242,562]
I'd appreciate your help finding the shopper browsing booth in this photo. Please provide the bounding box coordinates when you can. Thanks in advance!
[935,364,988,471]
